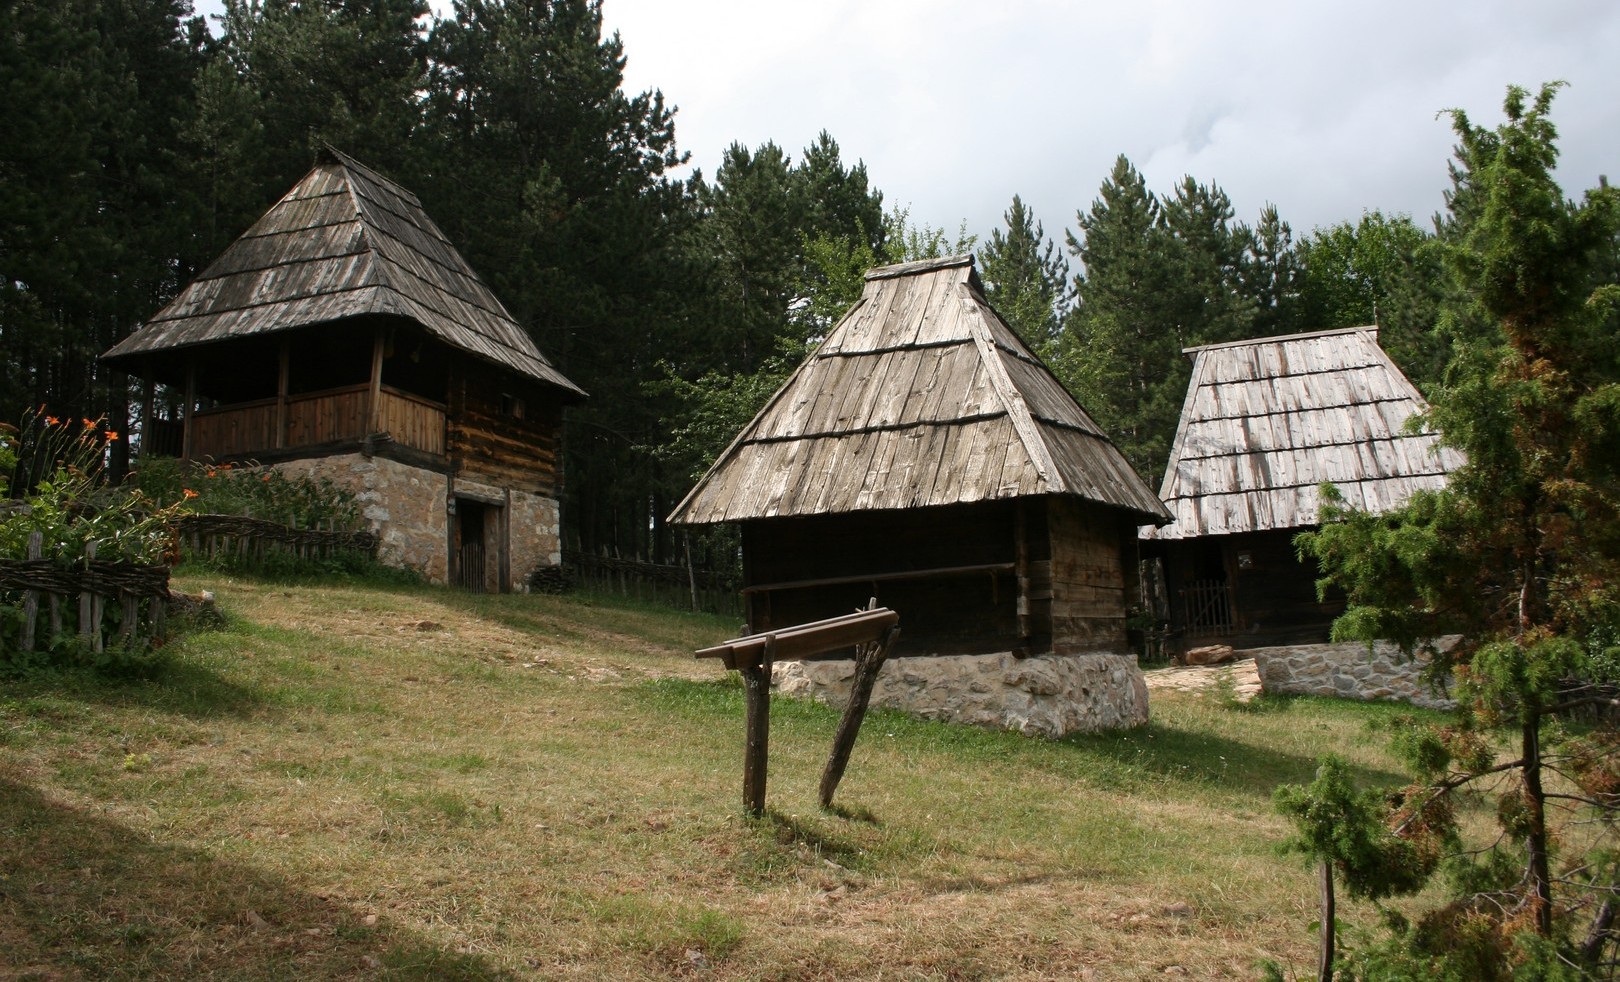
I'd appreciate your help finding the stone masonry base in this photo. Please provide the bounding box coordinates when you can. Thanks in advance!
[1248,639,1456,710]
[773,652,1150,738]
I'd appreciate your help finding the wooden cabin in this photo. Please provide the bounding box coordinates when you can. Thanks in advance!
[1141,327,1462,651]
[669,256,1171,658]
[102,149,585,590]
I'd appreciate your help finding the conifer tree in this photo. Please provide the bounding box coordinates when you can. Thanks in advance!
[977,195,1070,361]
[1292,82,1620,975]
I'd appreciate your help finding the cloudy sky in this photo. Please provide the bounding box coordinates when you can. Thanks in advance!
[196,0,1618,245]
[595,0,1618,244]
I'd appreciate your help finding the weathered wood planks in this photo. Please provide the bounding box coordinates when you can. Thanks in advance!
[1147,326,1465,541]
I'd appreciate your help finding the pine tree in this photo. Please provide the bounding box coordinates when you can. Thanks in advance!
[977,195,1070,361]
[0,0,208,470]
[1063,155,1184,480]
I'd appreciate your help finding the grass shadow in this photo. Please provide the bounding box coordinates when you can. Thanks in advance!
[4,652,268,722]
[0,777,517,980]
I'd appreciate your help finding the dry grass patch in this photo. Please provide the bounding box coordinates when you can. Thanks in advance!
[0,573,1452,980]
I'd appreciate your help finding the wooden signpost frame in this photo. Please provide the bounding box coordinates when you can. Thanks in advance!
[696,604,901,816]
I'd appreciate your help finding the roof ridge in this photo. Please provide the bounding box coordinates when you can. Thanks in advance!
[1182,324,1377,355]
[958,283,1057,490]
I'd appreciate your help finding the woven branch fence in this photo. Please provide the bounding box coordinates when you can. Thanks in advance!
[1,533,170,654]
[178,514,378,565]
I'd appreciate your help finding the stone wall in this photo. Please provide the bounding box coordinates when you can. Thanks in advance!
[1248,639,1455,710]
[507,488,561,582]
[774,651,1149,738]
[274,454,448,583]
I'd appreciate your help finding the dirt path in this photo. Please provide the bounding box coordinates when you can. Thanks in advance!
[1142,657,1263,702]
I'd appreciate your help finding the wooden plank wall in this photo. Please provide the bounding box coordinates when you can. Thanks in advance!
[1045,498,1130,655]
[1227,529,1342,647]
[286,385,369,446]
[742,502,1020,654]
[448,362,563,496]
[191,400,280,460]
[377,388,445,456]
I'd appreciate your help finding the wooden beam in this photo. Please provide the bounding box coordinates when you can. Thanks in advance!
[696,607,899,667]
[740,563,1014,596]
[818,622,900,808]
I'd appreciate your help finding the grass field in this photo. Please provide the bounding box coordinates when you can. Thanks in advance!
[0,573,1444,980]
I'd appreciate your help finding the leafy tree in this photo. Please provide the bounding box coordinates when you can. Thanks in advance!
[977,195,1070,361]
[1298,211,1448,389]
[1292,82,1620,977]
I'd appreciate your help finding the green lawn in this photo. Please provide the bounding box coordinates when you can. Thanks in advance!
[0,573,1442,980]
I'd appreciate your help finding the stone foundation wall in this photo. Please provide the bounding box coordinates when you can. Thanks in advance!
[507,489,561,583]
[774,652,1149,738]
[1248,639,1455,710]
[274,454,448,583]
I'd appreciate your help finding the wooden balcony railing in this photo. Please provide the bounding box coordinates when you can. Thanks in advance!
[189,384,445,461]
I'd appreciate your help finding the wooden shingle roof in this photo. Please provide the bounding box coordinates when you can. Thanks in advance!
[1143,326,1463,540]
[104,148,584,399]
[669,255,1170,526]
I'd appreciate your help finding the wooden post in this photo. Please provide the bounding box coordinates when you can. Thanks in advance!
[819,622,900,808]
[139,377,156,464]
[366,327,385,438]
[181,359,197,461]
[80,541,103,653]
[275,337,290,449]
[739,636,775,817]
[20,532,43,651]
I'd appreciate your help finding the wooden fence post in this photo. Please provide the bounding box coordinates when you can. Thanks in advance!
[739,636,775,818]
[79,541,103,653]
[19,532,43,651]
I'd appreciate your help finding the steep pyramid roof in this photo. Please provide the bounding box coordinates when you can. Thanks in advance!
[104,148,583,399]
[1143,326,1463,540]
[669,255,1169,525]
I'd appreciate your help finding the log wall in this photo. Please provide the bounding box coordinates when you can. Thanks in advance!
[1045,498,1132,655]
[448,363,562,496]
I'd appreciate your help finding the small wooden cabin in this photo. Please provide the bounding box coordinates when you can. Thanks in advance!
[669,256,1170,657]
[1141,327,1462,651]
[102,149,585,589]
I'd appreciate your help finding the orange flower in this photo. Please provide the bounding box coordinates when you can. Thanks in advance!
[104,430,119,441]
[217,463,233,471]
[261,474,272,482]
[182,488,199,499]
[206,469,217,478]
[45,416,59,426]
[82,418,96,429]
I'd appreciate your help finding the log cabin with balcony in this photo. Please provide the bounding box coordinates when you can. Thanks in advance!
[101,148,585,590]
[1140,327,1462,655]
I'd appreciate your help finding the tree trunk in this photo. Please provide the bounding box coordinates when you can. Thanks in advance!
[1318,859,1336,982]
[1523,714,1554,937]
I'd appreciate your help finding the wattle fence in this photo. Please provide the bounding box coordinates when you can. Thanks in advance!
[0,533,170,654]
[177,514,378,565]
